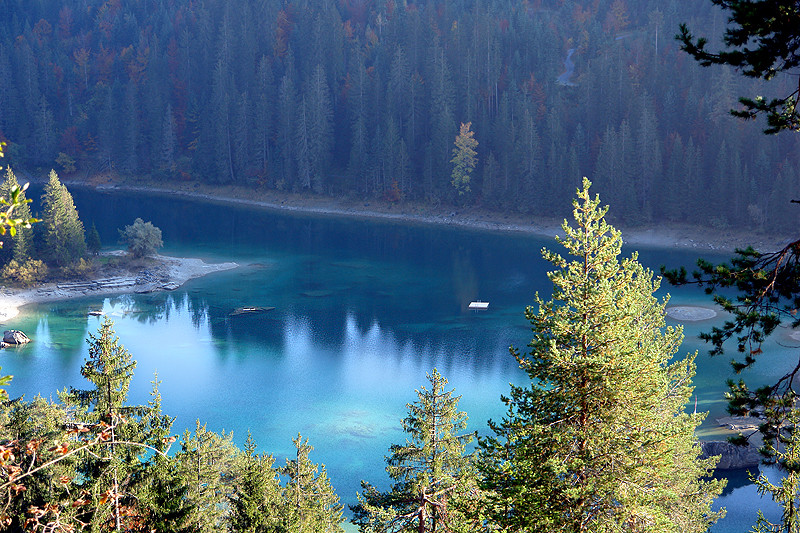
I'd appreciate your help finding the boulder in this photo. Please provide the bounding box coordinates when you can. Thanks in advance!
[701,440,761,470]
[3,330,31,345]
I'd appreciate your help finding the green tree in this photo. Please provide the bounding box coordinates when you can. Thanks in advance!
[352,369,478,533]
[119,218,163,258]
[281,435,344,532]
[480,179,724,532]
[87,222,102,255]
[40,170,86,266]
[678,1,800,133]
[450,122,477,196]
[0,167,33,264]
[133,376,193,533]
[750,409,800,533]
[60,317,149,530]
[228,433,283,533]
[175,421,240,533]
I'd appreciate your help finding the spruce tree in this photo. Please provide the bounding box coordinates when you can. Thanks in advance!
[175,421,241,533]
[352,369,478,533]
[228,433,283,533]
[479,179,725,532]
[60,317,149,530]
[281,435,344,532]
[87,222,101,256]
[134,376,193,533]
[40,170,86,266]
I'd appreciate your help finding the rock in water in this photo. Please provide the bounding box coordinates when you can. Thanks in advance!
[701,440,761,469]
[3,330,31,345]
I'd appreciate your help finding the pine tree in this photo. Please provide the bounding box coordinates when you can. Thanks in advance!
[352,369,478,533]
[751,409,800,533]
[40,170,86,266]
[281,434,345,532]
[479,179,725,532]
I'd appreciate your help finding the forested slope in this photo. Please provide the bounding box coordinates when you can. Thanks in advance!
[1,0,798,230]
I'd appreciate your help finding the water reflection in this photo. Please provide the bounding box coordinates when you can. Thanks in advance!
[2,187,791,530]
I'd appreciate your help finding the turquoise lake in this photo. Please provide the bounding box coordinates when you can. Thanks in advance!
[1,187,793,530]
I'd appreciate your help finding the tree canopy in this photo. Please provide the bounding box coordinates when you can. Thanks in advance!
[480,179,724,532]
[678,0,800,134]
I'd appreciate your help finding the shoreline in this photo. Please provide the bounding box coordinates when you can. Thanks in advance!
[54,176,792,254]
[0,253,238,324]
[3,177,790,324]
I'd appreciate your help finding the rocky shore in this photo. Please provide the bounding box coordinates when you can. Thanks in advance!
[0,252,238,323]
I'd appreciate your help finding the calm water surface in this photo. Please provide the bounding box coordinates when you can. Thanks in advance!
[1,188,792,530]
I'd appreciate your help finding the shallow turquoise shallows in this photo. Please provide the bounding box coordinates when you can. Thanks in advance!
[1,187,788,530]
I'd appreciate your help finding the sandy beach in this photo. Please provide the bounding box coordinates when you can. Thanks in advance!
[0,253,238,324]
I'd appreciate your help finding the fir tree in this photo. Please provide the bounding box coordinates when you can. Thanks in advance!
[40,170,86,266]
[479,178,725,532]
[134,376,193,533]
[352,369,478,533]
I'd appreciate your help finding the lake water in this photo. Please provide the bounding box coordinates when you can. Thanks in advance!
[1,187,791,530]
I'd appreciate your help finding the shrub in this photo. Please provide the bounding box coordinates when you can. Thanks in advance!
[119,218,163,258]
[1,259,48,287]
[60,257,93,279]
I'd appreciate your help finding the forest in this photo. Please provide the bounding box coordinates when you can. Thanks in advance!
[0,0,798,231]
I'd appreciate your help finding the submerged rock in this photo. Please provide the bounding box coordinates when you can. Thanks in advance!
[701,440,761,470]
[3,330,31,345]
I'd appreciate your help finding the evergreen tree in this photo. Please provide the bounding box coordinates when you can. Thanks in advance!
[479,179,725,532]
[751,409,800,533]
[60,317,149,530]
[352,369,478,533]
[228,433,283,533]
[87,221,101,256]
[678,0,800,133]
[175,421,240,533]
[281,434,345,532]
[0,166,33,265]
[134,376,193,533]
[40,170,86,266]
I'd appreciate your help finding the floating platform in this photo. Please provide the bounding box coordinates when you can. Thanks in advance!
[468,301,489,310]
[230,306,276,316]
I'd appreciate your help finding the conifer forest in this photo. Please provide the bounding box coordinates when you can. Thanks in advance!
[0,0,798,229]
